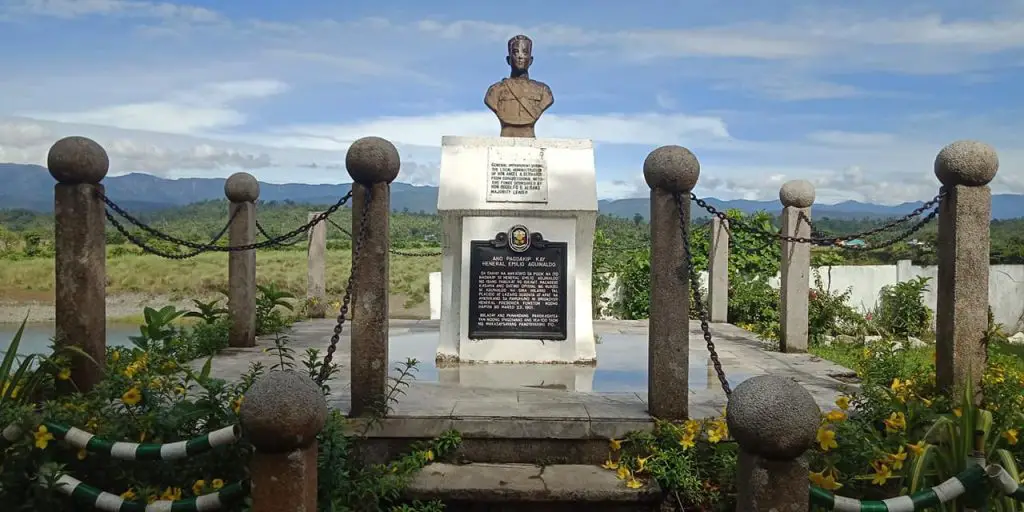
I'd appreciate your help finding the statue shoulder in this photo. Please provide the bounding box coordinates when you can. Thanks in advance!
[537,80,553,99]
[534,80,554,108]
[484,80,503,109]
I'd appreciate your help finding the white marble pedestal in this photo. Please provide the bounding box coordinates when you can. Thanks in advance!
[436,136,598,368]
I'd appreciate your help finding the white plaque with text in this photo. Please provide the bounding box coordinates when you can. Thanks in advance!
[485,146,548,203]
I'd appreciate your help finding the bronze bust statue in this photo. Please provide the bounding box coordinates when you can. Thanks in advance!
[484,34,554,138]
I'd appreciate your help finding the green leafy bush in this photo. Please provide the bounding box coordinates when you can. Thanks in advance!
[255,283,297,336]
[0,303,460,511]
[808,271,865,342]
[874,276,933,338]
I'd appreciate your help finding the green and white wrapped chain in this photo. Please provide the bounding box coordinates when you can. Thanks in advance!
[48,473,248,512]
[810,464,1024,511]
[1,421,240,459]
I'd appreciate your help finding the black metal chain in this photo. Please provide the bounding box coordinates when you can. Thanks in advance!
[675,193,732,397]
[100,190,353,252]
[317,187,374,386]
[325,217,443,257]
[104,206,242,260]
[809,206,940,252]
[255,219,306,247]
[689,189,946,246]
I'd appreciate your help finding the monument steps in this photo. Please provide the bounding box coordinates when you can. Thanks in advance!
[342,384,657,466]
[403,462,663,511]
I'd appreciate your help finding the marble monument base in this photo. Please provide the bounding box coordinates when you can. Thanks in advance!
[436,136,598,365]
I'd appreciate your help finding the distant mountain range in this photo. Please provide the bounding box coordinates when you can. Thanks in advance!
[3,163,1022,220]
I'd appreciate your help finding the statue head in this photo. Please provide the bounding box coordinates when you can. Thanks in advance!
[506,34,533,73]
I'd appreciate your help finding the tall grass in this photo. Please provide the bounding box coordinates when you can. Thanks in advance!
[0,247,440,305]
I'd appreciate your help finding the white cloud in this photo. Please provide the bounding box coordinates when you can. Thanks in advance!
[4,0,220,22]
[23,80,288,135]
[272,111,732,149]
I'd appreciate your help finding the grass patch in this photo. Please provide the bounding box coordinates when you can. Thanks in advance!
[0,247,441,305]
[812,340,1024,375]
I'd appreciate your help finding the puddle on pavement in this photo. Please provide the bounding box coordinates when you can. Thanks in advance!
[388,332,753,393]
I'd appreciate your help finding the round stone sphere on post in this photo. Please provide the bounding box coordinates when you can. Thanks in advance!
[47,136,109,184]
[726,375,820,460]
[240,371,327,453]
[642,145,700,193]
[934,140,999,187]
[346,136,401,184]
[779,179,815,209]
[224,172,260,203]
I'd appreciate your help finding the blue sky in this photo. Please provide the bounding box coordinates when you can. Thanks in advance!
[0,0,1022,204]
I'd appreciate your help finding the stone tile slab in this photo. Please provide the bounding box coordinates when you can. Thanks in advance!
[405,463,662,503]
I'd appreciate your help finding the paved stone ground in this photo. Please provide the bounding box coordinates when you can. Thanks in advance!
[197,319,856,422]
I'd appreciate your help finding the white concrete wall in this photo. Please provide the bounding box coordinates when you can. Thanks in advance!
[576,261,1024,330]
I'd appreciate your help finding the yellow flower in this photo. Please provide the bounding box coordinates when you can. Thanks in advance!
[809,469,843,491]
[86,417,99,431]
[609,438,622,451]
[679,434,696,450]
[816,427,838,452]
[707,420,728,444]
[121,387,142,406]
[1003,429,1019,446]
[871,461,892,486]
[211,479,224,490]
[886,446,907,470]
[160,487,182,501]
[423,449,435,462]
[625,478,644,489]
[907,440,927,456]
[2,380,22,398]
[120,489,136,501]
[34,425,55,450]
[616,466,630,480]
[862,348,872,359]
[683,419,701,435]
[174,386,187,395]
[636,456,650,473]
[825,410,847,423]
[835,396,850,410]
[602,458,619,470]
[232,396,244,414]
[953,408,962,417]
[57,368,72,381]
[192,480,205,495]
[884,412,906,433]
[77,448,88,461]
[920,397,933,407]
[111,351,121,362]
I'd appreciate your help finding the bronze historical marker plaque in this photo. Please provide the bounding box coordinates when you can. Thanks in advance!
[468,225,567,340]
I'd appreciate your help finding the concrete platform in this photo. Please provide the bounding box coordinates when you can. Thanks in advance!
[405,463,662,511]
[197,319,855,464]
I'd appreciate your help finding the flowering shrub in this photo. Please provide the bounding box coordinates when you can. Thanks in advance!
[601,334,1024,509]
[602,415,737,509]
[806,341,1024,507]
[0,305,460,511]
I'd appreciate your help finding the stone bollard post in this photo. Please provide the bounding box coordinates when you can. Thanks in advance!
[48,136,109,393]
[643,145,700,420]
[778,180,814,353]
[727,375,820,511]
[933,141,999,400]
[708,216,729,323]
[307,212,327,318]
[240,371,327,512]
[225,173,260,348]
[346,137,401,417]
